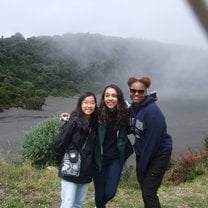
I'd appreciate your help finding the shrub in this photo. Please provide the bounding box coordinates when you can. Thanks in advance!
[34,89,48,97]
[21,115,63,168]
[24,96,45,110]
[166,149,208,185]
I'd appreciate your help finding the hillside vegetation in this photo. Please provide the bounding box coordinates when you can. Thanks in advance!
[1,32,208,111]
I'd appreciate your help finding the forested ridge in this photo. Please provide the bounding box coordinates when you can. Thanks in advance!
[0,32,207,111]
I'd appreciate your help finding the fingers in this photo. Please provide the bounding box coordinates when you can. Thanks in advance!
[60,112,70,121]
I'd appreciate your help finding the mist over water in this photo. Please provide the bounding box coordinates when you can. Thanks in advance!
[111,43,208,101]
[58,33,208,101]
[1,0,208,170]
[1,33,208,162]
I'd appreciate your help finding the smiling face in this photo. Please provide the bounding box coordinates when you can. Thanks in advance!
[104,87,118,111]
[81,95,96,119]
[129,81,147,106]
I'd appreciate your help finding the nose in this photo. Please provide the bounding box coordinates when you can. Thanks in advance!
[87,103,93,107]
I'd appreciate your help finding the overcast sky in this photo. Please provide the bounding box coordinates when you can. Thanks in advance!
[1,0,208,49]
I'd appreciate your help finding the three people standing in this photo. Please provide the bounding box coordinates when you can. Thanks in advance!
[55,76,173,208]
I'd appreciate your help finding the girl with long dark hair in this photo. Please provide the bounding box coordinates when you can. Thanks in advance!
[54,91,98,208]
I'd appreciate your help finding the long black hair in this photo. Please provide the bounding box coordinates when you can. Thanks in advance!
[71,91,98,132]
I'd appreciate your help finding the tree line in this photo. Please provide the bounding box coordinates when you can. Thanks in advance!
[0,33,117,111]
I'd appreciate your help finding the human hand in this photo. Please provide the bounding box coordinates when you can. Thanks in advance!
[150,91,159,101]
[60,112,70,121]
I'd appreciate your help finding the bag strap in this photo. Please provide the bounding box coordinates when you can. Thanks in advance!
[67,128,91,153]
[80,128,91,152]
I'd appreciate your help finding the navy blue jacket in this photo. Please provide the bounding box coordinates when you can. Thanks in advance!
[129,96,172,174]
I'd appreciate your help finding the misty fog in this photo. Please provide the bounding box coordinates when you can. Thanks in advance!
[1,32,208,162]
[50,33,208,100]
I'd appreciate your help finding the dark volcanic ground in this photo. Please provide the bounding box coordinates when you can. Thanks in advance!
[0,96,208,162]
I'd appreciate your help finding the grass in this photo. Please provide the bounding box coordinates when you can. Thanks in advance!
[0,160,208,208]
[0,161,60,208]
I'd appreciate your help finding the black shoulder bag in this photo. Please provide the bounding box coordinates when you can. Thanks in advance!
[60,130,90,177]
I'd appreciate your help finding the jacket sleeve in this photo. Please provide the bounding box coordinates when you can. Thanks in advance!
[53,119,76,163]
[127,123,133,135]
[139,106,164,174]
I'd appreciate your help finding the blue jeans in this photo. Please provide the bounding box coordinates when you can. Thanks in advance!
[60,179,88,208]
[93,159,122,208]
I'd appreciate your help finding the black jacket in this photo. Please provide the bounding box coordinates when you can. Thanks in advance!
[54,117,96,184]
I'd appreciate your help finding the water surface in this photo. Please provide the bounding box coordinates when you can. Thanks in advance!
[0,96,207,161]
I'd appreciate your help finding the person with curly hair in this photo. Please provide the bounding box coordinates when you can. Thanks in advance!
[127,76,172,208]
[93,84,133,208]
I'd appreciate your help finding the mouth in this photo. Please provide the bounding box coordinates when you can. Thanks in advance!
[106,102,114,106]
[85,109,93,113]
[133,96,141,101]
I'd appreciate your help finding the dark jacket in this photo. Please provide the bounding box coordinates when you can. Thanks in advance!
[129,95,172,175]
[93,123,133,172]
[54,117,96,184]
